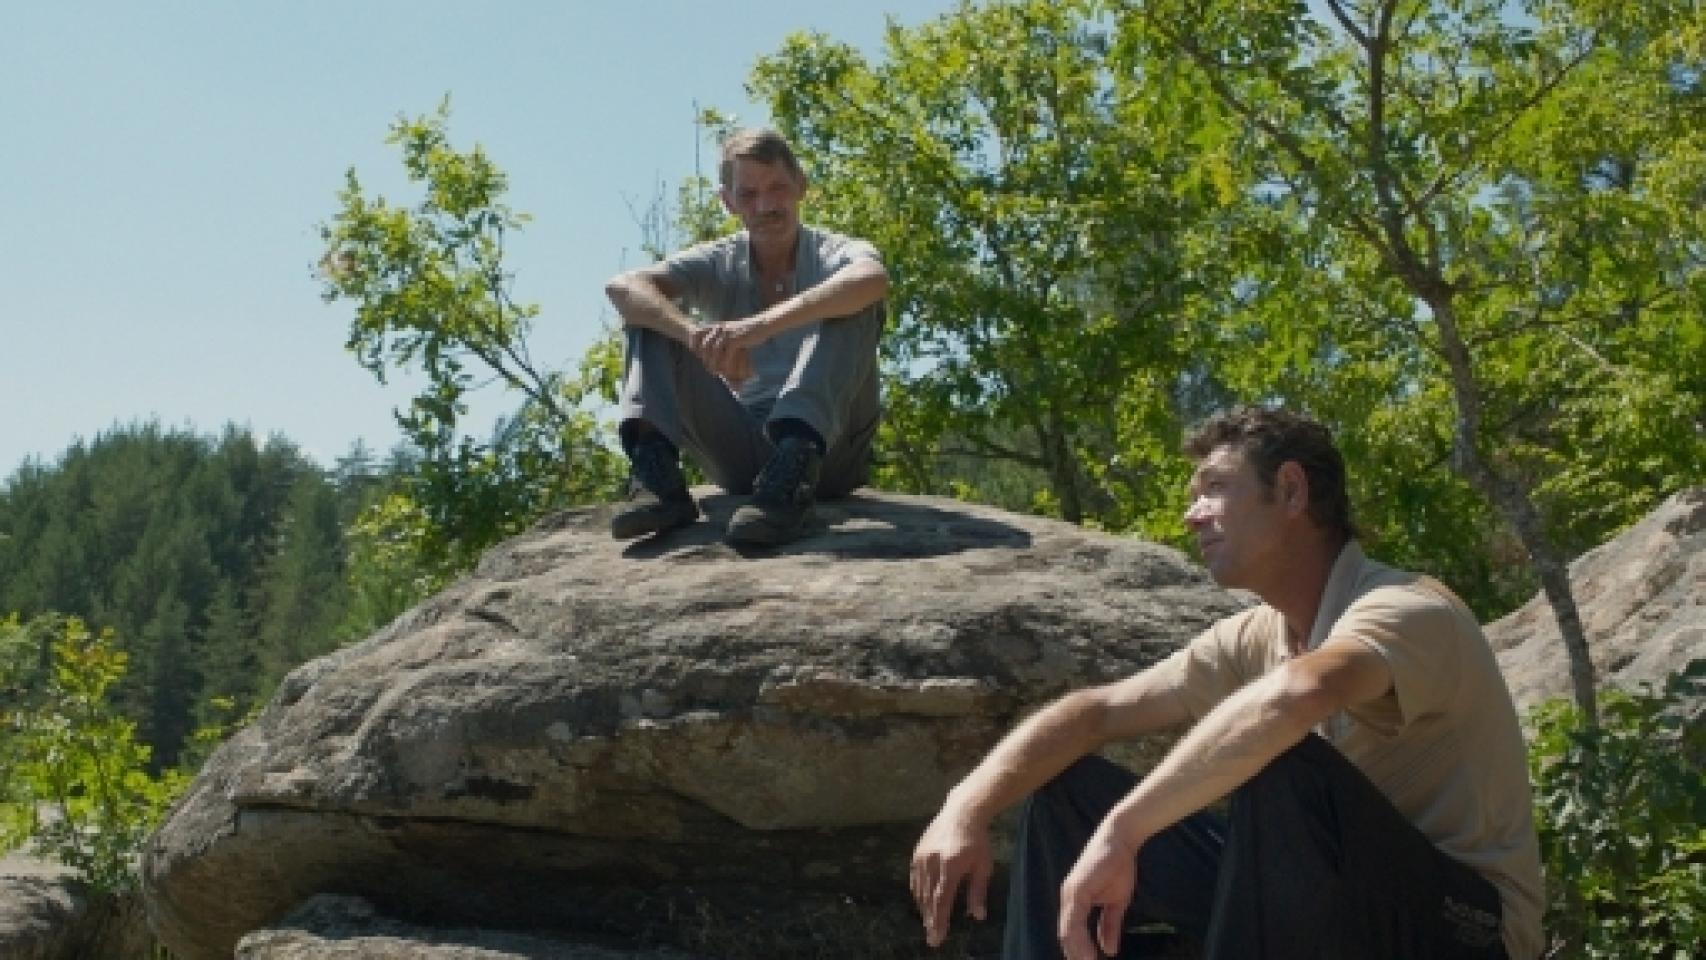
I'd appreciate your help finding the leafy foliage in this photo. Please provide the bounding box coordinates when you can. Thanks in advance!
[1528,661,1706,957]
[317,100,625,581]
[0,423,364,766]
[628,105,739,262]
[336,489,462,638]
[751,0,1230,528]
[1111,0,1706,715]
[0,615,183,894]
[746,0,1704,637]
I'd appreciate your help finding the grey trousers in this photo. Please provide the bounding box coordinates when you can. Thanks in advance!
[617,314,881,498]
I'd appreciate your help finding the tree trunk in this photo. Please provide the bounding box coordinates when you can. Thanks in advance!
[1041,417,1085,525]
[1431,297,1599,725]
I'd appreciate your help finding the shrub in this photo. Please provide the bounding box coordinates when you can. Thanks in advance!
[0,614,184,894]
[1528,659,1706,958]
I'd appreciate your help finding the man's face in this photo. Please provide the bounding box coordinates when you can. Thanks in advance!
[1183,444,1289,590]
[721,157,804,246]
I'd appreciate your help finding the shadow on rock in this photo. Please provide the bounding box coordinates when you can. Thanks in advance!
[614,490,1034,562]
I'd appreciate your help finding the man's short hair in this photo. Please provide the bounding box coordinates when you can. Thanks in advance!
[719,128,806,187]
[1184,406,1357,545]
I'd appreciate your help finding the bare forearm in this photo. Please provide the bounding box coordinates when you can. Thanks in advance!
[947,691,1107,822]
[948,671,1182,824]
[1104,672,1316,845]
[916,669,1190,949]
[1102,640,1393,848]
[762,258,888,338]
[605,274,696,343]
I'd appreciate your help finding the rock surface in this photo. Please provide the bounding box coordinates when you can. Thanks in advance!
[0,852,79,960]
[0,849,151,960]
[142,491,1244,960]
[235,895,703,959]
[1490,487,1706,714]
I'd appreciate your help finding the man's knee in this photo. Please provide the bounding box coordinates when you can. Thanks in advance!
[1021,755,1136,830]
[1238,733,1343,801]
[1225,734,1354,870]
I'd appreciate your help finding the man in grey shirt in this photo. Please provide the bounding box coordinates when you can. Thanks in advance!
[604,128,889,546]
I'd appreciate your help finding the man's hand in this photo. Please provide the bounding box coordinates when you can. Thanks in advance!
[1057,828,1140,960]
[690,315,772,373]
[910,805,995,948]
[714,346,754,389]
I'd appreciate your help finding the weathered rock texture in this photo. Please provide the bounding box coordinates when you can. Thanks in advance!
[142,491,1244,960]
[0,850,151,960]
[1490,487,1705,715]
[235,895,703,959]
[0,852,79,960]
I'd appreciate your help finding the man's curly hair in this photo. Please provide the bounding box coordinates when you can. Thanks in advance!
[1183,407,1357,546]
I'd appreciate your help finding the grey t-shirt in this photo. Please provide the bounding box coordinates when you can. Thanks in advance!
[662,224,884,406]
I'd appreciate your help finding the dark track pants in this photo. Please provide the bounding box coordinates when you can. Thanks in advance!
[1002,735,1508,959]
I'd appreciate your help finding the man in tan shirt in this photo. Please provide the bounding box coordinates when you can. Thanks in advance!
[911,408,1543,959]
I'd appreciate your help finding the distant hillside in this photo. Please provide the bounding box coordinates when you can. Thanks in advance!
[0,423,385,768]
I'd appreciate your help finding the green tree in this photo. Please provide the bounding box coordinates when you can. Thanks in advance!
[1117,0,1706,720]
[336,489,460,639]
[0,423,359,763]
[196,580,260,726]
[107,504,217,769]
[255,473,350,688]
[750,0,1231,528]
[627,105,738,262]
[316,100,625,578]
[0,615,182,894]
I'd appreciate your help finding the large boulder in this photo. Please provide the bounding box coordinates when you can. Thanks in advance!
[1490,487,1706,715]
[141,491,1243,960]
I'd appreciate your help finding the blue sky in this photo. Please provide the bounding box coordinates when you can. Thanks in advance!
[1,1,957,476]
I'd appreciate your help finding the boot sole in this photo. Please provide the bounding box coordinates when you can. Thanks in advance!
[724,505,814,546]
[611,501,700,540]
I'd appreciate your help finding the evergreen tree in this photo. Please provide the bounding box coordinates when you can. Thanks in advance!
[255,473,349,688]
[0,422,359,764]
[196,581,259,726]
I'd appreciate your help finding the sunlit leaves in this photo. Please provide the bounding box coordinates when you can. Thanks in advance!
[753,0,1230,524]
[1528,661,1706,957]
[1112,0,1704,621]
[0,615,183,894]
[317,103,624,584]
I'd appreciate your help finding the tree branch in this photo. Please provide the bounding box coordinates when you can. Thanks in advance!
[1324,0,1369,49]
[1414,31,1601,214]
[952,431,1047,469]
[1148,14,1392,259]
[1364,0,1437,292]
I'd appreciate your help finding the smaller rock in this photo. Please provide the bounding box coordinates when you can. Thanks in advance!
[0,851,80,960]
[0,849,151,960]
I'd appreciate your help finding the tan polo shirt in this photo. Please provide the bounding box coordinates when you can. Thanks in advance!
[1153,542,1544,959]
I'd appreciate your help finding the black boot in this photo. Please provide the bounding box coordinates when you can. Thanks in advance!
[726,436,822,546]
[611,435,700,539]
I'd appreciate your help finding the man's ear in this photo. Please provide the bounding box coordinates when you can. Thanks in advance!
[719,185,735,216]
[1277,461,1309,517]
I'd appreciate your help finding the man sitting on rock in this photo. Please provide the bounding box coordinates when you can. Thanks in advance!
[604,127,888,546]
[910,408,1543,959]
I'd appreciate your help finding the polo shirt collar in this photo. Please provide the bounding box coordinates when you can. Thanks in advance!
[1305,540,1368,651]
[737,224,815,285]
